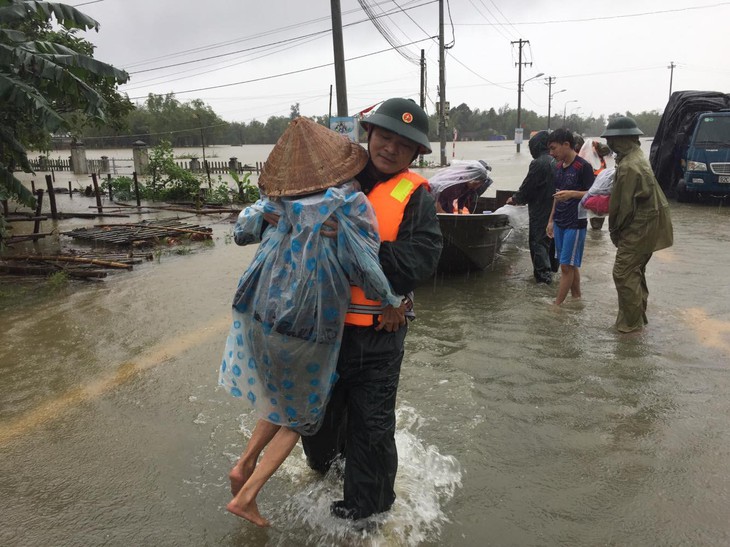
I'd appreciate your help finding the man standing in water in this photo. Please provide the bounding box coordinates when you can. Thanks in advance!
[602,117,673,333]
[546,128,595,305]
[301,98,442,521]
[506,130,556,284]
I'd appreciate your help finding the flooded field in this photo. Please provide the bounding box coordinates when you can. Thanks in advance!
[2,142,730,546]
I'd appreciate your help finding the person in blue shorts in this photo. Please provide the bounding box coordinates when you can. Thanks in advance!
[546,128,595,305]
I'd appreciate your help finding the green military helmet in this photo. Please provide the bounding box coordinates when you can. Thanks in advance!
[601,116,644,137]
[361,98,432,154]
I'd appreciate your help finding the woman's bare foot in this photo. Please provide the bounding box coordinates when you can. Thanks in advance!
[229,458,256,496]
[226,497,270,527]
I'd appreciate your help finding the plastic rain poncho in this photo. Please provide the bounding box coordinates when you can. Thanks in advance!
[428,160,493,211]
[218,181,402,435]
[578,138,603,171]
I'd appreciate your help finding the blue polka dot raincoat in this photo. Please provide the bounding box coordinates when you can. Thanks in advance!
[219,181,402,435]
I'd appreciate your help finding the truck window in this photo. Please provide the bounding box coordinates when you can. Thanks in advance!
[694,116,730,145]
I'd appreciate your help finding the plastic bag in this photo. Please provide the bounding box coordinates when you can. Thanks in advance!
[492,203,529,228]
[579,168,615,218]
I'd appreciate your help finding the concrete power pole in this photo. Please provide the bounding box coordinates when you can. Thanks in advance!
[438,0,447,166]
[668,61,676,100]
[420,49,426,110]
[512,38,531,153]
[330,0,348,117]
[545,76,556,130]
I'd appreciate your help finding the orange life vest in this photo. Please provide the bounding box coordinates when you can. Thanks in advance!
[344,170,428,327]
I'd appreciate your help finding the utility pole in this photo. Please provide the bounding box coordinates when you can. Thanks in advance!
[438,0,447,166]
[330,0,348,116]
[420,49,426,110]
[512,38,531,153]
[545,76,556,130]
[668,61,676,100]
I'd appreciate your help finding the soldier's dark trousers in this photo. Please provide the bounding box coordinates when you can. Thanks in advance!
[301,323,407,520]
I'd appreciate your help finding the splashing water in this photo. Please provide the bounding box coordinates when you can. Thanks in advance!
[268,405,463,546]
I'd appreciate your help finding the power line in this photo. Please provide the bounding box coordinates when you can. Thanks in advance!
[123,34,327,90]
[128,36,436,101]
[487,0,522,37]
[129,31,331,75]
[467,0,511,41]
[70,0,105,6]
[446,51,513,90]
[358,0,421,64]
[477,0,518,40]
[123,0,436,82]
[120,1,412,69]
[454,2,730,25]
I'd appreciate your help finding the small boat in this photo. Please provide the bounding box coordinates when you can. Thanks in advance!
[436,213,511,274]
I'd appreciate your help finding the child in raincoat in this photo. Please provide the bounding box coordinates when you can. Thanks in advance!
[218,117,403,526]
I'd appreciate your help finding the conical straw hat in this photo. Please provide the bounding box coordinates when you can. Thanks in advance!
[258,117,368,197]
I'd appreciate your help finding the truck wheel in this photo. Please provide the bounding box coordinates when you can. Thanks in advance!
[676,181,695,203]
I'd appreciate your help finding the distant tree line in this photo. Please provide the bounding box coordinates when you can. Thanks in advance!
[76,94,664,149]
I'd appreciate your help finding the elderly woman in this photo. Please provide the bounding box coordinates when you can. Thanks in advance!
[429,160,493,213]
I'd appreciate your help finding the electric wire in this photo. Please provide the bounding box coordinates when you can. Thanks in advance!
[476,0,518,40]
[454,2,730,26]
[468,0,512,41]
[121,0,436,71]
[358,0,421,64]
[127,36,436,100]
[123,34,326,91]
[487,0,522,37]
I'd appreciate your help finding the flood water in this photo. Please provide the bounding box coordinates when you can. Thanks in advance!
[2,141,730,546]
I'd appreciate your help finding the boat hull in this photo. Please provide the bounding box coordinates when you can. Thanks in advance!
[437,213,511,274]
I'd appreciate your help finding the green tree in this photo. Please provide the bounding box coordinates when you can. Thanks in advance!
[0,0,129,242]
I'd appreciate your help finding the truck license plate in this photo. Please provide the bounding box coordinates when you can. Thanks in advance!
[720,176,730,184]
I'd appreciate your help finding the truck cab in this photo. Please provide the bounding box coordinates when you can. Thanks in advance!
[677,111,730,201]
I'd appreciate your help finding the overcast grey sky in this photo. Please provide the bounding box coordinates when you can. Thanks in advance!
[73,0,730,124]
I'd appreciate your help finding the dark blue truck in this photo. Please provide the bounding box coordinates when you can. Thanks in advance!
[650,91,730,202]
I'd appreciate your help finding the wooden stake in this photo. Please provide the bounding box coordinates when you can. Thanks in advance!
[33,189,44,236]
[91,173,103,214]
[45,175,58,219]
[133,171,141,207]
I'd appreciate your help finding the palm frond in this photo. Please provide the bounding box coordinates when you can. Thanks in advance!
[0,163,37,208]
[0,125,32,172]
[0,1,99,32]
[0,71,66,131]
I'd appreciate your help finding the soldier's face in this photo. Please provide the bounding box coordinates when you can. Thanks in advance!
[369,127,419,175]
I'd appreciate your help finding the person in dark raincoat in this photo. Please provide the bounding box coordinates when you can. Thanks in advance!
[602,117,673,333]
[300,98,443,521]
[506,130,556,283]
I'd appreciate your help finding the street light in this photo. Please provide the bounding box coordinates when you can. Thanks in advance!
[521,71,545,91]
[516,71,544,153]
[562,100,578,125]
[547,88,566,130]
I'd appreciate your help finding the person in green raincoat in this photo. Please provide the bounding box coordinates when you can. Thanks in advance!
[602,117,674,333]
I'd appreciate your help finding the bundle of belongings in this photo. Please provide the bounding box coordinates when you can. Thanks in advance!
[580,167,615,216]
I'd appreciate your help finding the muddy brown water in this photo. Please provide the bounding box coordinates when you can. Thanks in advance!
[2,141,730,546]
